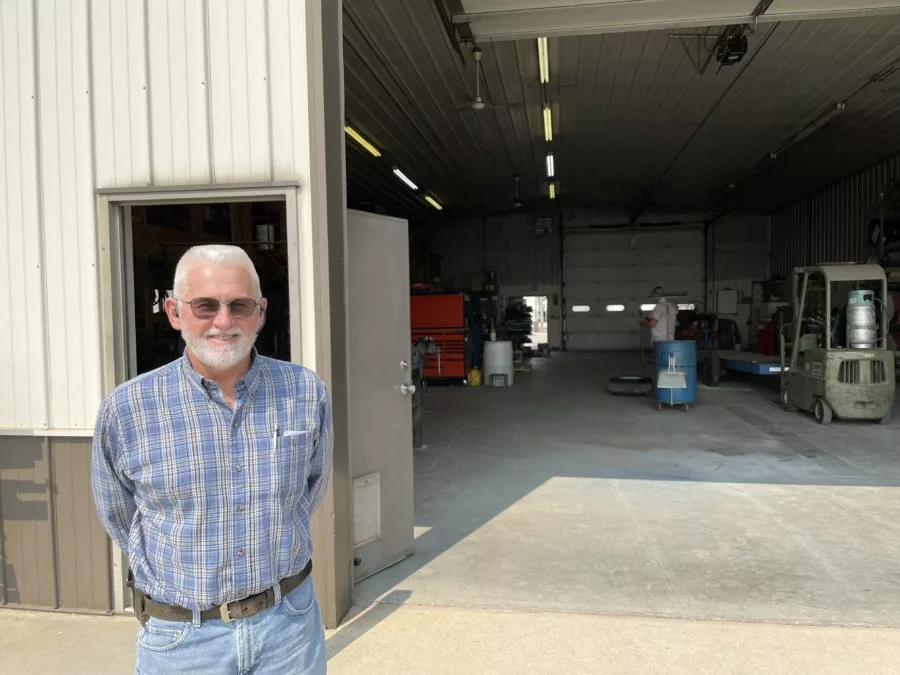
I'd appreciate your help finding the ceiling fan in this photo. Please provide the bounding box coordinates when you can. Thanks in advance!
[459,47,514,112]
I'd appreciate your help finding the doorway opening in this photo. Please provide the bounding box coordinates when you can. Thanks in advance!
[129,201,290,376]
[523,296,549,349]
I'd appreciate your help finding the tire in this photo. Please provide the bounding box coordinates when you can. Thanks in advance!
[781,387,797,412]
[814,398,833,425]
[608,375,653,397]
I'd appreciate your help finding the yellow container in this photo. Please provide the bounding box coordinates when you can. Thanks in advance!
[468,367,482,387]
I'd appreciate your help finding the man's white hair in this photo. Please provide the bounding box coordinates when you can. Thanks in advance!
[173,245,262,299]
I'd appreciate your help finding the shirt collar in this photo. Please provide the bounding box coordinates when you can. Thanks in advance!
[179,347,264,397]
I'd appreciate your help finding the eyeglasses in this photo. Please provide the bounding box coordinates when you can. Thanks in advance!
[179,297,261,319]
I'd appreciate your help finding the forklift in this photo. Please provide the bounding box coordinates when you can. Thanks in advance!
[780,264,895,425]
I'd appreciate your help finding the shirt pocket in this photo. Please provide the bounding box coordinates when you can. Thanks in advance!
[273,430,313,502]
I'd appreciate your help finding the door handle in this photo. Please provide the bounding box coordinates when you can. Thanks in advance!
[400,383,416,395]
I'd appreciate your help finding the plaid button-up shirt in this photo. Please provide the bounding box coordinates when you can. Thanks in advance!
[91,350,333,612]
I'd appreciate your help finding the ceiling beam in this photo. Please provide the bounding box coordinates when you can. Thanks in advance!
[452,0,900,42]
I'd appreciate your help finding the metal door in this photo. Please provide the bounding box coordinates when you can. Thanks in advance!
[347,210,414,582]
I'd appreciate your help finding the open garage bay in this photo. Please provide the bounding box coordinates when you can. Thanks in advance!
[355,354,900,628]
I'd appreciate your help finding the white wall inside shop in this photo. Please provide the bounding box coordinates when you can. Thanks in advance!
[418,208,771,351]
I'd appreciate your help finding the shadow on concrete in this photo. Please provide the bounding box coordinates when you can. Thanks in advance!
[326,590,411,661]
[2,560,19,605]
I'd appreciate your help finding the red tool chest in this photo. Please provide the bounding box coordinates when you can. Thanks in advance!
[411,293,467,379]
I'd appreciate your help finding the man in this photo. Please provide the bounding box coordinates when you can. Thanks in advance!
[639,285,677,343]
[92,244,333,674]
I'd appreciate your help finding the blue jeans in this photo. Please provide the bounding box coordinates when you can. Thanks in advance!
[135,577,326,674]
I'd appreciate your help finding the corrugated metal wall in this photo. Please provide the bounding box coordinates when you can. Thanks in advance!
[771,154,900,276]
[0,0,315,432]
[0,437,111,611]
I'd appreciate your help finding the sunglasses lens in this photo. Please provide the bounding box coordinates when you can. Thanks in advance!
[229,299,258,318]
[192,298,220,318]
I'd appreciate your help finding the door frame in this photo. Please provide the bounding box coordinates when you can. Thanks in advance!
[94,182,347,618]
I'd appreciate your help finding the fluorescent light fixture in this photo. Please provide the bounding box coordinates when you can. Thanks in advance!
[790,102,846,145]
[344,125,381,158]
[543,105,553,142]
[425,195,442,210]
[606,304,625,312]
[393,168,418,191]
[546,153,555,178]
[572,305,590,313]
[537,37,549,84]
[549,182,556,200]
[640,304,656,312]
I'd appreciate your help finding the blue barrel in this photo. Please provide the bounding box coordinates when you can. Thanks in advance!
[653,340,697,404]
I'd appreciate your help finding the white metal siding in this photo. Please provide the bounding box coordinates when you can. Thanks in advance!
[563,228,705,351]
[0,0,317,431]
[0,0,50,429]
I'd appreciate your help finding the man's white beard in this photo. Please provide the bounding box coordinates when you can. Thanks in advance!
[183,327,257,371]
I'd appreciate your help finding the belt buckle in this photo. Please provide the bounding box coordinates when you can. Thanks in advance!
[219,601,235,623]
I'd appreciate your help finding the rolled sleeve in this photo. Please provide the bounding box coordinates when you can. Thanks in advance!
[91,396,135,554]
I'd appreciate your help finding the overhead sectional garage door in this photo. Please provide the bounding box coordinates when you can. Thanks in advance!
[563,228,705,351]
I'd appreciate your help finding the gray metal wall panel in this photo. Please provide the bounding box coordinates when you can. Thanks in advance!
[0,436,56,608]
[0,437,112,612]
[772,154,900,276]
[52,439,112,611]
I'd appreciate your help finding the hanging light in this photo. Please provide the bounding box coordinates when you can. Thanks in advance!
[344,125,381,158]
[537,37,549,84]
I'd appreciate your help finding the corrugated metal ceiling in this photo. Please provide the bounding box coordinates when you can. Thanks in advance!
[343,1,900,217]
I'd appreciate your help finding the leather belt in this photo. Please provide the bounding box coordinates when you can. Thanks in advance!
[133,560,312,625]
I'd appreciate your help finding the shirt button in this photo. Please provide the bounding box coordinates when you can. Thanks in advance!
[234,465,242,473]
[236,548,245,557]
[236,504,245,513]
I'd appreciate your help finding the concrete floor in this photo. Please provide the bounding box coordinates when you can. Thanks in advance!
[355,352,900,629]
[3,352,900,672]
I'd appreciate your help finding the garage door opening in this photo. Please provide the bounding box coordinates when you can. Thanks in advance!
[563,228,704,352]
[130,202,290,377]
